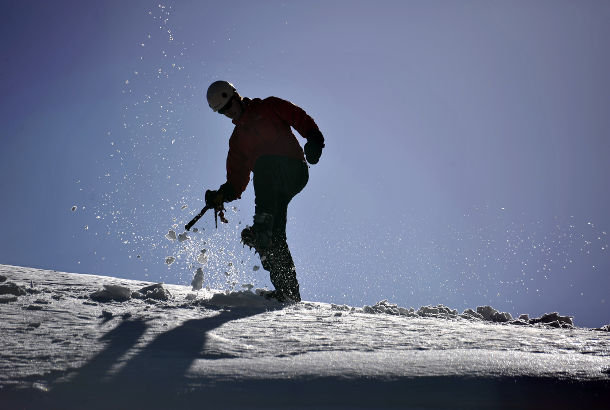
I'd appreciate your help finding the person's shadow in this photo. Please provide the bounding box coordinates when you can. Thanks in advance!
[45,305,269,409]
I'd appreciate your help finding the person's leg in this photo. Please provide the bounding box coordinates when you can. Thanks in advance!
[268,240,300,301]
[266,194,300,301]
[244,156,279,250]
[267,158,308,301]
[248,156,308,246]
[248,156,308,301]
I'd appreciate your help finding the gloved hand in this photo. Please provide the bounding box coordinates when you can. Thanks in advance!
[305,129,324,165]
[204,189,223,208]
[304,140,323,164]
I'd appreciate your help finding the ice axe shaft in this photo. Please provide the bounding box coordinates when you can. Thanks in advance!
[185,205,228,231]
[185,205,212,231]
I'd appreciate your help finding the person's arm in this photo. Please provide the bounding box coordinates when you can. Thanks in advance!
[222,137,251,201]
[268,96,325,163]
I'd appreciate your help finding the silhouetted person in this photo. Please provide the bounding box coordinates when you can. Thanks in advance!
[203,81,324,302]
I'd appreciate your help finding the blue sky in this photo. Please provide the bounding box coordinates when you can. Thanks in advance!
[1,1,609,327]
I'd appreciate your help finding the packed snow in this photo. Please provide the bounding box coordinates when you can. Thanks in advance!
[0,264,608,409]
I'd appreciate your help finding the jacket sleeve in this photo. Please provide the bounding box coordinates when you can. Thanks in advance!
[225,137,251,200]
[268,97,324,146]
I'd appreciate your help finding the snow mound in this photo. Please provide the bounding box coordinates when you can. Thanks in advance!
[132,283,172,301]
[90,284,131,302]
[0,282,27,297]
[417,305,459,318]
[361,301,462,319]
[363,300,414,316]
[476,305,513,322]
[529,312,574,328]
[461,308,484,320]
[198,289,281,309]
[357,300,577,329]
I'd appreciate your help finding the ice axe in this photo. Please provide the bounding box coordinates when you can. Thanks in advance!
[185,191,228,231]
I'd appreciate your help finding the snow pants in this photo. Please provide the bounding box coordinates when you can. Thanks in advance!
[253,155,309,300]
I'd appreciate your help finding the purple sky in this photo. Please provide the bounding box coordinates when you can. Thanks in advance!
[1,1,609,326]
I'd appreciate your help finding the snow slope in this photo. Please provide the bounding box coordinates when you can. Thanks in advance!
[0,264,608,409]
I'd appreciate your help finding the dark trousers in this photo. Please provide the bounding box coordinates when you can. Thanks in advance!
[253,155,308,299]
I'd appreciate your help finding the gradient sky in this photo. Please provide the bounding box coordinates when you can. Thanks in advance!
[1,0,609,327]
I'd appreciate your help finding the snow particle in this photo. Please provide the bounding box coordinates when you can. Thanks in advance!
[197,250,207,264]
[165,230,177,241]
[191,268,204,291]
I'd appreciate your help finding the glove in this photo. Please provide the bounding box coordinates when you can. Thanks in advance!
[218,181,237,202]
[304,140,323,164]
[305,129,324,165]
[204,189,223,208]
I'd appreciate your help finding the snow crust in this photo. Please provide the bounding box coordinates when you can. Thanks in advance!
[1,264,608,409]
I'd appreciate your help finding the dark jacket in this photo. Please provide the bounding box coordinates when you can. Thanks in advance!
[224,97,323,199]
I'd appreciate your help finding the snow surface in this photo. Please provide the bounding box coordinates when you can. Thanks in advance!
[0,264,608,409]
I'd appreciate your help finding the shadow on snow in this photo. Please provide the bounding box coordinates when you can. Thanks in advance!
[2,304,609,409]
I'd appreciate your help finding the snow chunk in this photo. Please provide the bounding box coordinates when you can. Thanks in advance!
[461,308,484,320]
[132,283,172,301]
[197,250,207,264]
[100,310,113,320]
[0,282,27,297]
[476,306,513,322]
[363,300,413,316]
[165,256,175,265]
[165,230,177,241]
[529,312,573,328]
[200,289,279,308]
[331,304,353,312]
[191,268,204,291]
[90,284,132,302]
[417,305,458,318]
[510,319,530,326]
[104,284,131,300]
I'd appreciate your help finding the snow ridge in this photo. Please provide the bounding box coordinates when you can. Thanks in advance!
[1,264,609,409]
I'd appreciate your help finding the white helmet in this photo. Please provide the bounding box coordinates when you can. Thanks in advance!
[206,80,236,112]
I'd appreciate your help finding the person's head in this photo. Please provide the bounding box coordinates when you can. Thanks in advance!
[206,80,243,120]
